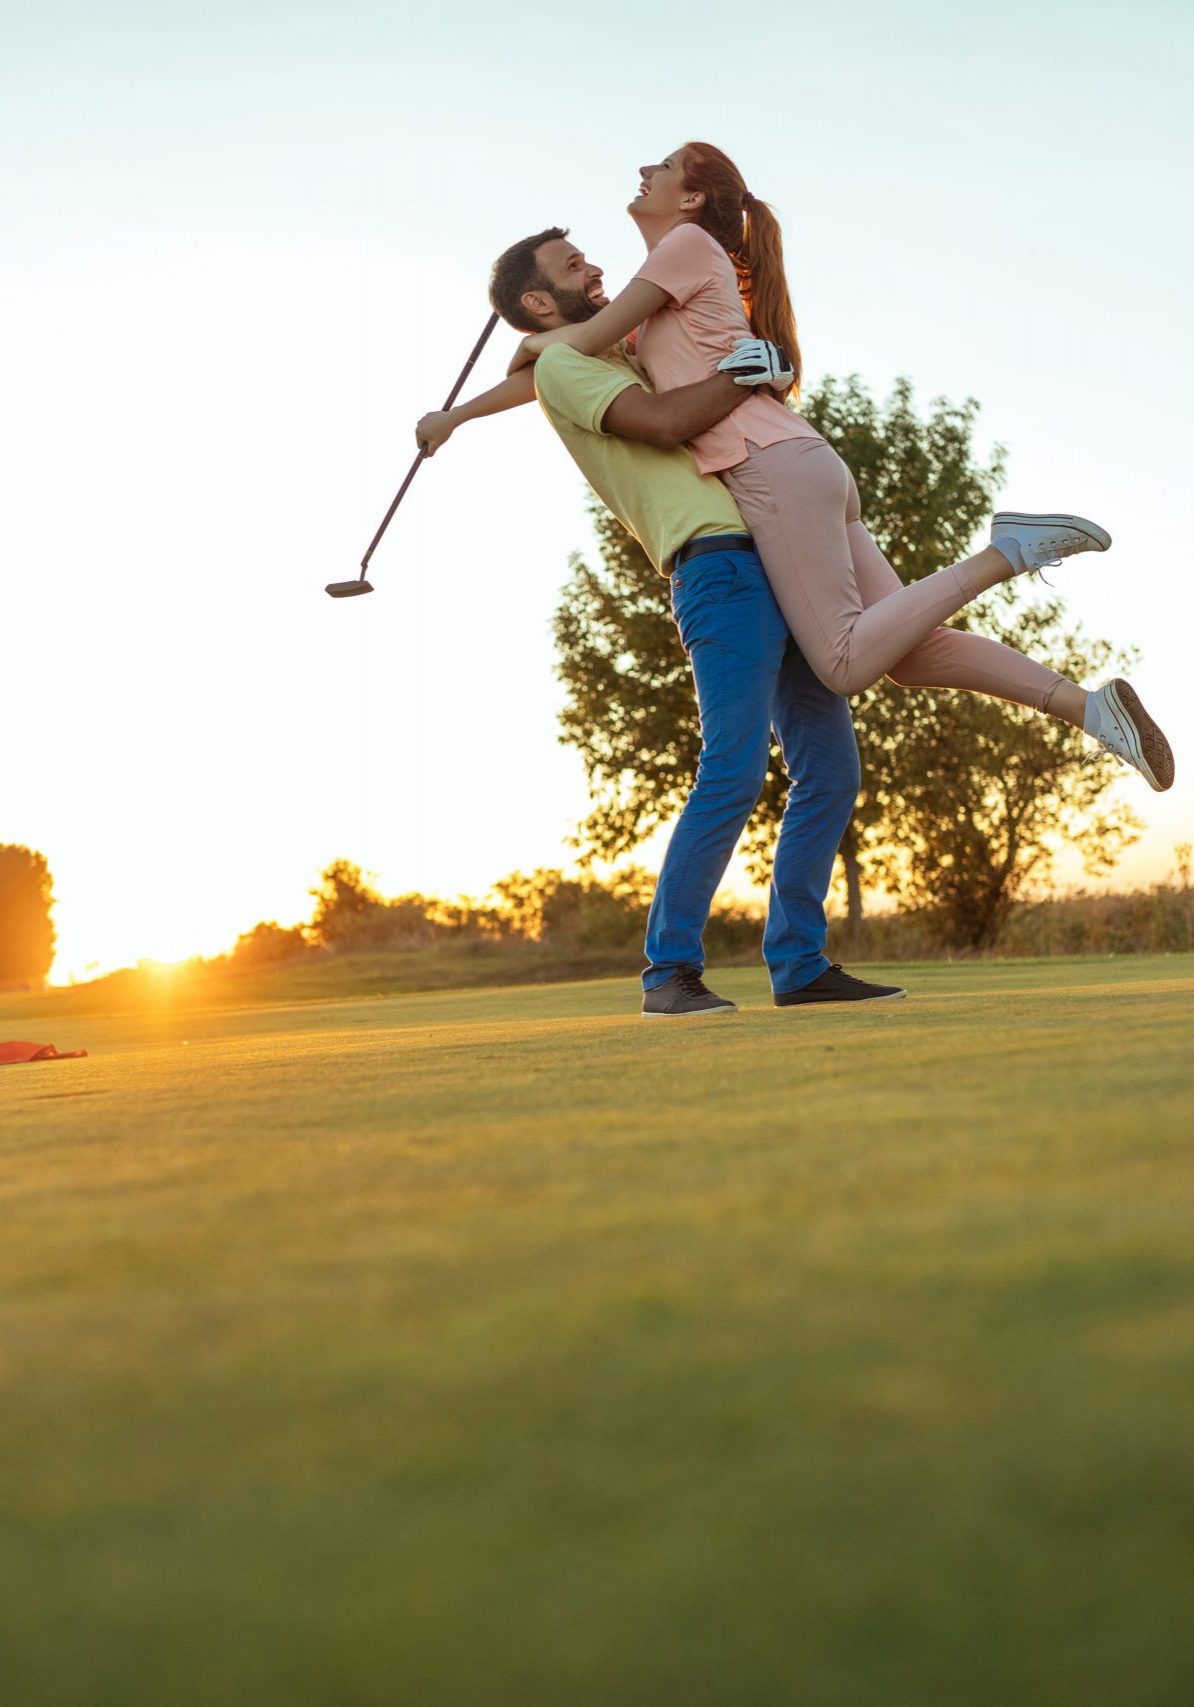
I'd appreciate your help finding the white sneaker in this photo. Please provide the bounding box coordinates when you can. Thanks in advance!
[991,511,1112,575]
[1084,679,1175,792]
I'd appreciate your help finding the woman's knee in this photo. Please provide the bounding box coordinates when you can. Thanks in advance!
[811,655,867,697]
[886,629,955,688]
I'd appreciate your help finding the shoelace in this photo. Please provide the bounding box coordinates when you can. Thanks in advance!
[1082,737,1126,772]
[1021,553,1058,585]
[1080,704,1130,771]
[675,967,713,998]
[825,963,863,985]
[1039,529,1086,560]
[1030,530,1090,579]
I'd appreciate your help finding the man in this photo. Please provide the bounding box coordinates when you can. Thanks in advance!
[417,229,905,1015]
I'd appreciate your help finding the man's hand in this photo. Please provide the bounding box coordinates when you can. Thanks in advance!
[715,337,794,389]
[415,409,456,457]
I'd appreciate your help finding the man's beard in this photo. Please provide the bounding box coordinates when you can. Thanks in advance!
[550,284,602,326]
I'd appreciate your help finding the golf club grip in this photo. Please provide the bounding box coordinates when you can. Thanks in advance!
[360,312,501,575]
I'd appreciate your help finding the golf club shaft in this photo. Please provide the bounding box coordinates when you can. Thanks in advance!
[359,311,500,577]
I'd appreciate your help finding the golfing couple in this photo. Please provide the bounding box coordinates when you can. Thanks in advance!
[416,141,1174,1019]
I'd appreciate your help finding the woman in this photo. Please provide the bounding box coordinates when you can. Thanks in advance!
[504,143,1172,791]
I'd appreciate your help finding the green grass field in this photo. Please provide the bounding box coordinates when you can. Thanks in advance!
[3,956,1193,1706]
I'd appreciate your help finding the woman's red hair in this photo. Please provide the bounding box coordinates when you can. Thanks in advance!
[680,141,801,400]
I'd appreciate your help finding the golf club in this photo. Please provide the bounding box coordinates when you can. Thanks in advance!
[326,311,501,598]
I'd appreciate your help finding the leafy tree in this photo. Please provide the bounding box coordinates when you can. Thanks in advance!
[553,376,1141,949]
[553,506,698,864]
[308,859,449,952]
[0,843,56,987]
[490,866,655,949]
[229,921,312,968]
[309,859,383,947]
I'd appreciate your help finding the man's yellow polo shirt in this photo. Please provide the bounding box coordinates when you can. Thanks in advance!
[533,343,746,576]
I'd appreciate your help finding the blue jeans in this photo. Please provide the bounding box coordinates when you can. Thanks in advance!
[642,545,860,996]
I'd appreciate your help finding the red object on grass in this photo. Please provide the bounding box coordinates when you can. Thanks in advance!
[0,1041,89,1066]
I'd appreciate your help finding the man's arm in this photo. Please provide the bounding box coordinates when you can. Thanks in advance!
[601,371,747,450]
[416,368,536,456]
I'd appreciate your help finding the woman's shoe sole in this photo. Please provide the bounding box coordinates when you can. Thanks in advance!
[1105,679,1175,791]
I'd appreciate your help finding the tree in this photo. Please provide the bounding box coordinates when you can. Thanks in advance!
[0,844,56,987]
[229,921,312,968]
[553,376,1141,949]
[308,859,393,949]
[553,504,700,864]
[490,866,655,949]
[307,859,444,952]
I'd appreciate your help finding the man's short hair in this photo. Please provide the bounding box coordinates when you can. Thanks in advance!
[489,226,568,333]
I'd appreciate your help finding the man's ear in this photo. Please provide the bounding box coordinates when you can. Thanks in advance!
[519,288,554,327]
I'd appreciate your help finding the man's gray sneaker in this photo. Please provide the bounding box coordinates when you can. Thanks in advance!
[642,967,737,1019]
[774,964,907,1006]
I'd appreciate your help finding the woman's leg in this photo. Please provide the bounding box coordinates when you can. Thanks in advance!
[723,437,1055,698]
[844,509,1088,724]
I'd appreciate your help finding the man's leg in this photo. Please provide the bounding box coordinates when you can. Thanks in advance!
[643,550,788,993]
[763,640,861,994]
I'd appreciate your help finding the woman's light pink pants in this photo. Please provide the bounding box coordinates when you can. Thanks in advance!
[722,436,1065,709]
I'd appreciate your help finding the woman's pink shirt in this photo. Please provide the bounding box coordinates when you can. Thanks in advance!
[632,222,818,476]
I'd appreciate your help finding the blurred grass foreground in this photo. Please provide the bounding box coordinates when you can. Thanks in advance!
[2,956,1193,1705]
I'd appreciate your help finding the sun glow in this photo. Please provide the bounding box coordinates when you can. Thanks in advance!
[137,958,188,979]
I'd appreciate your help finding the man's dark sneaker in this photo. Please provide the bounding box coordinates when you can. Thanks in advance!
[642,967,737,1019]
[774,964,907,1006]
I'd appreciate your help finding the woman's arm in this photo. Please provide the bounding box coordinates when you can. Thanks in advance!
[415,367,537,456]
[506,278,669,374]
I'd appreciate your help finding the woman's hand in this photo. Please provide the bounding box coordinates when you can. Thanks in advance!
[506,334,546,376]
[415,409,456,457]
[506,280,669,373]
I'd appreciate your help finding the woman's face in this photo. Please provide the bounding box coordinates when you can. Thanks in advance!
[628,149,697,224]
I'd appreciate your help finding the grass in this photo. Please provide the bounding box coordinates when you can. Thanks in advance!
[2,956,1193,1706]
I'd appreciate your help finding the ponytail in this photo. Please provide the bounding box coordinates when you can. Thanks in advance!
[681,142,801,400]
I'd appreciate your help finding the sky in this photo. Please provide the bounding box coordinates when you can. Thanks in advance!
[2,0,1192,982]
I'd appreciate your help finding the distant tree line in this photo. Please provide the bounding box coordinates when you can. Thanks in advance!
[226,858,763,970]
[223,849,1194,978]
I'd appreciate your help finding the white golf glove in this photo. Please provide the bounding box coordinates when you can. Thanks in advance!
[716,337,794,388]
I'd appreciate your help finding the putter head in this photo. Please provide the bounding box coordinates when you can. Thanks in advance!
[326,578,374,599]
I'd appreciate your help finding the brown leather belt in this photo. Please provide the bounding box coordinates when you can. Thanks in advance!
[673,532,757,570]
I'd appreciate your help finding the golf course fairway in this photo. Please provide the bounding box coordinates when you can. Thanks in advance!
[3,956,1192,1705]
